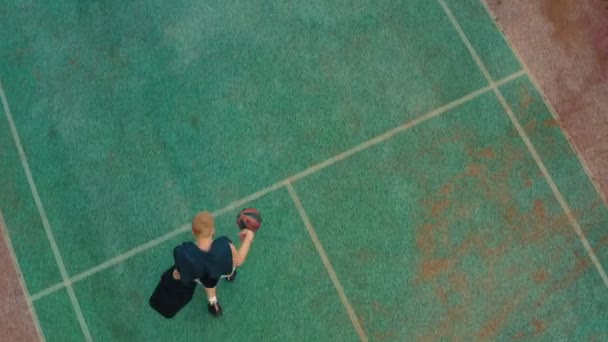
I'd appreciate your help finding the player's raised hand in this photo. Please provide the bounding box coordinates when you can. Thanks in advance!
[239,229,255,242]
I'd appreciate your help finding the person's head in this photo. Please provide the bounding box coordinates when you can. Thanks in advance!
[192,211,215,239]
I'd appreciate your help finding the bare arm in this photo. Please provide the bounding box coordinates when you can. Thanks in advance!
[230,230,255,267]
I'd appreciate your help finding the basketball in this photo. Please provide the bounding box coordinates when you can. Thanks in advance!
[236,208,262,232]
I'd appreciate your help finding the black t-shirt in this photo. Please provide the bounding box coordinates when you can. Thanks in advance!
[172,236,233,288]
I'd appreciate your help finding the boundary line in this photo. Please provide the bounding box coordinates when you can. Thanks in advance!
[479,0,608,208]
[438,0,608,287]
[28,70,525,301]
[0,81,94,341]
[286,183,368,342]
[0,209,46,342]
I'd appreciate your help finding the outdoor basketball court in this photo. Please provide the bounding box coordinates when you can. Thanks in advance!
[1,0,607,341]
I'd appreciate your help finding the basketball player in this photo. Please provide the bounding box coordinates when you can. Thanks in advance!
[149,211,255,318]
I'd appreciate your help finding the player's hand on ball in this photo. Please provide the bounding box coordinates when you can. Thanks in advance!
[238,229,255,242]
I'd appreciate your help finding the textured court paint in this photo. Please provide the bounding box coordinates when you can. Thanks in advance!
[440,0,608,286]
[0,0,487,277]
[0,116,63,295]
[1,0,606,341]
[287,183,368,342]
[292,92,608,340]
[486,0,608,203]
[33,289,84,342]
[29,72,530,303]
[499,77,608,269]
[443,0,521,81]
[69,189,358,341]
[0,210,43,342]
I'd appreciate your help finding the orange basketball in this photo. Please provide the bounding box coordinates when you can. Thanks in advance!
[236,208,262,232]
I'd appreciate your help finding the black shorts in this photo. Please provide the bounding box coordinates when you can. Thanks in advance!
[197,275,219,288]
[149,266,196,318]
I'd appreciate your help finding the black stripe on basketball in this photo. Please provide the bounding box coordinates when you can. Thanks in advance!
[241,208,262,223]
[242,212,261,223]
[236,208,262,230]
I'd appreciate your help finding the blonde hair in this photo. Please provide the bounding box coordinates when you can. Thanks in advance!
[192,211,214,238]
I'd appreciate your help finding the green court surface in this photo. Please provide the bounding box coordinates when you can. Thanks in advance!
[1,0,607,341]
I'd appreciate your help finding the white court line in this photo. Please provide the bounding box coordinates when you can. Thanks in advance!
[30,281,66,302]
[438,0,608,287]
[28,70,526,301]
[285,72,524,185]
[31,180,288,299]
[0,81,94,341]
[0,210,46,342]
[286,183,368,342]
[479,0,608,208]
